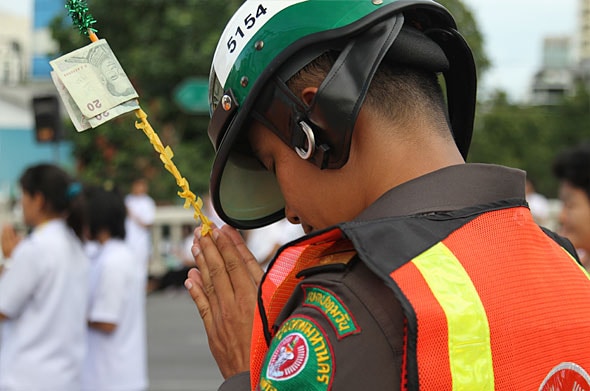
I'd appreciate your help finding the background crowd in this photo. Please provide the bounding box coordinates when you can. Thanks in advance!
[0,163,303,390]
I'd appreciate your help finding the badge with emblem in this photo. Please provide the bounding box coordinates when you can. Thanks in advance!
[539,362,590,391]
[266,332,308,380]
[260,316,334,390]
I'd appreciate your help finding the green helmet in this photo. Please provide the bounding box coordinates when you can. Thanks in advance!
[208,0,476,229]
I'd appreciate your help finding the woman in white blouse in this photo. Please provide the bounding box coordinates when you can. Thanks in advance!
[0,163,89,391]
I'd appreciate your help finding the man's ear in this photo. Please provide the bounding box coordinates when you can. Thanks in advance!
[301,87,319,106]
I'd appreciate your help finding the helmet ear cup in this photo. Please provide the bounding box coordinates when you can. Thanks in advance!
[247,16,476,169]
[426,27,476,159]
[308,14,406,169]
[383,25,449,72]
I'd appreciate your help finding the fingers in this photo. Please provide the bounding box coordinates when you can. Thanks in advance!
[222,225,264,287]
[191,227,239,312]
[185,228,259,380]
[185,268,215,332]
[192,238,220,311]
[191,225,259,303]
[1,225,17,258]
[204,228,254,299]
[187,267,204,290]
[1,225,15,243]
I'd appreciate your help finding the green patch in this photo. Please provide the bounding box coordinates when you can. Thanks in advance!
[302,285,360,339]
[260,316,333,390]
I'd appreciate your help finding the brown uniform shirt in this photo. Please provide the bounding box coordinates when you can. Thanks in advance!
[219,164,526,390]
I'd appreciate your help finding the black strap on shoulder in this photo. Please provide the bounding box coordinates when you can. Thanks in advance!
[541,226,582,264]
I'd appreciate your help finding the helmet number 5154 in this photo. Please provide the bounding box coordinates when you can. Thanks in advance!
[227,4,268,54]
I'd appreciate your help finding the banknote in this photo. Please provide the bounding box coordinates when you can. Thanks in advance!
[49,39,138,118]
[87,99,140,128]
[51,71,140,132]
[50,71,91,132]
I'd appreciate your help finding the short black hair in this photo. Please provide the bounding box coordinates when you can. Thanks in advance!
[85,186,127,240]
[19,163,86,239]
[287,52,449,133]
[553,142,590,199]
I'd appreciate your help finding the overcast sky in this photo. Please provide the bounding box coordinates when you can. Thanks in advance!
[461,0,578,100]
[0,0,31,17]
[1,0,580,101]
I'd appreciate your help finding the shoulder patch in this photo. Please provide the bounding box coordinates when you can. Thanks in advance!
[302,284,361,339]
[260,315,334,390]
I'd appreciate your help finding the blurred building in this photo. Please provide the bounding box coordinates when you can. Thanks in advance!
[530,37,575,105]
[0,11,30,85]
[579,0,590,62]
[578,0,590,82]
[0,2,72,209]
[530,0,590,105]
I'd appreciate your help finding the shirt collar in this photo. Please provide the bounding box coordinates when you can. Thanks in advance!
[355,163,526,221]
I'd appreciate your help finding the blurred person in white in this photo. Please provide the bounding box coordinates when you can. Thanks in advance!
[245,219,304,270]
[125,177,156,276]
[147,224,198,293]
[82,186,148,391]
[0,163,89,390]
[525,177,550,226]
[553,142,590,271]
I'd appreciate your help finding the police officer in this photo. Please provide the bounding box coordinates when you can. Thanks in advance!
[185,0,590,389]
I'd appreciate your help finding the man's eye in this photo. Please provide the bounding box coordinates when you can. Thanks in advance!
[266,161,276,174]
[256,158,270,171]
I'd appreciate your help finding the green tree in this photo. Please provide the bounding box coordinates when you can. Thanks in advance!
[50,0,241,201]
[469,84,590,198]
[469,91,555,193]
[551,83,590,148]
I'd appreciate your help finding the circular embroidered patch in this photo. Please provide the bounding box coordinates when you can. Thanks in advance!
[539,362,590,391]
[260,316,334,390]
[266,332,309,380]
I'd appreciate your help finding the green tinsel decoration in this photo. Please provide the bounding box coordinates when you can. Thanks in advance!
[65,0,97,36]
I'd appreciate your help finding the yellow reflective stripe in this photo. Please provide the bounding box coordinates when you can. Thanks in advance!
[560,247,590,280]
[412,242,494,391]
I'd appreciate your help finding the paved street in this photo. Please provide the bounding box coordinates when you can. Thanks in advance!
[146,291,224,391]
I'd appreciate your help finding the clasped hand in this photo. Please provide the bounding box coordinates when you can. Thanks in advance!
[1,225,21,259]
[184,225,263,379]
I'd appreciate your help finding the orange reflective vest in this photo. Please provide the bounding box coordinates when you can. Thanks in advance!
[250,204,590,390]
